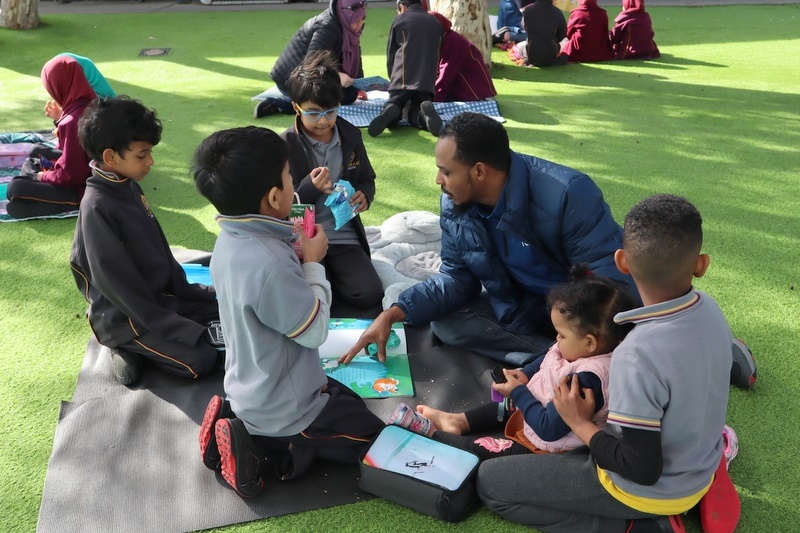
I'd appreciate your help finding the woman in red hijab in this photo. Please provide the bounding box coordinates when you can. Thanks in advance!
[609,0,660,60]
[430,11,497,102]
[6,55,96,219]
[561,0,613,63]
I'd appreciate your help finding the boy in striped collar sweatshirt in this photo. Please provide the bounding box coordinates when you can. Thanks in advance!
[478,194,740,533]
[71,96,221,386]
[193,126,383,499]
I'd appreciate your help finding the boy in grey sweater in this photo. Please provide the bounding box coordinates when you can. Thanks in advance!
[193,126,383,498]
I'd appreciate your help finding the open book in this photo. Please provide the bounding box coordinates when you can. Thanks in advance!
[179,264,414,399]
[319,319,414,399]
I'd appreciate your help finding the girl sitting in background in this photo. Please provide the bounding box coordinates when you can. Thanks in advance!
[561,0,613,63]
[610,0,660,60]
[431,11,497,102]
[57,52,116,99]
[520,0,568,67]
[5,55,96,219]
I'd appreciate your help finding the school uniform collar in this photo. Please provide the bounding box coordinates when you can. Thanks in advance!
[298,121,341,150]
[215,213,295,242]
[614,287,701,325]
[90,160,128,182]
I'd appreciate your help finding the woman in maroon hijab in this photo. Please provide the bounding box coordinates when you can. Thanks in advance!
[430,11,497,102]
[6,55,96,219]
[609,0,660,60]
[255,0,368,118]
[561,0,613,63]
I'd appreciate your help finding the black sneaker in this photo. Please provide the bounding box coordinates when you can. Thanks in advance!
[254,98,280,119]
[730,338,756,390]
[110,347,141,386]
[368,104,402,137]
[199,395,232,470]
[420,101,443,137]
[215,418,265,498]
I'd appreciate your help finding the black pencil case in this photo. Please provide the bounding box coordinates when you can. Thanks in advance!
[359,425,480,522]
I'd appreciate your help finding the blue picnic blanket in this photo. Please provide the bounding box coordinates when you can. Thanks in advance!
[181,263,213,286]
[336,93,505,128]
[252,77,505,129]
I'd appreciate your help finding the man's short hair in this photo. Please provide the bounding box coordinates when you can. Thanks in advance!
[78,96,162,161]
[286,50,343,110]
[623,194,703,284]
[397,0,422,8]
[438,112,511,172]
[192,126,289,216]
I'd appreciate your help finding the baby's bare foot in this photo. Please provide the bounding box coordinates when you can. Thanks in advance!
[417,405,470,435]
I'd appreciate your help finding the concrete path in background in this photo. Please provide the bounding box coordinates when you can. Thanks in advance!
[35,0,800,15]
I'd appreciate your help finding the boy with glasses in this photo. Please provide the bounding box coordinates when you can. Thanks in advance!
[281,50,384,317]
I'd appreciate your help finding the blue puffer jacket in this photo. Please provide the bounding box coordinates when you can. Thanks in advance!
[396,151,634,335]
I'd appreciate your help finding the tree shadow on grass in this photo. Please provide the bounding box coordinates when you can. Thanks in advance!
[487,57,800,304]
[634,53,723,68]
[649,4,800,47]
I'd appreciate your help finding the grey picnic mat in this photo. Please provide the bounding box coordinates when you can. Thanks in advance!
[37,326,498,533]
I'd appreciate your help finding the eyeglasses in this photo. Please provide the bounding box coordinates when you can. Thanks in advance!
[295,103,339,123]
[345,0,367,11]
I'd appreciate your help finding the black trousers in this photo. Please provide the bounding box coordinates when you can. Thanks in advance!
[5,144,78,219]
[384,89,435,130]
[114,298,220,379]
[253,378,385,480]
[322,243,383,318]
[5,157,81,219]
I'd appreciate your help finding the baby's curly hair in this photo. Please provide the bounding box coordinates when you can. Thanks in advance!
[547,264,638,351]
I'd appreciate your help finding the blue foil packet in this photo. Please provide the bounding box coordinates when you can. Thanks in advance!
[324,179,357,230]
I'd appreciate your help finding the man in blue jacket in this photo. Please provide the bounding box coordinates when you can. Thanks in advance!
[343,112,631,365]
[341,113,757,389]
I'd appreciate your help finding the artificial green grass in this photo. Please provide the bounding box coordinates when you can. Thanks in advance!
[1,4,799,532]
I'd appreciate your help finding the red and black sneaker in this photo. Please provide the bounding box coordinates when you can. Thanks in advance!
[199,395,232,470]
[215,418,265,499]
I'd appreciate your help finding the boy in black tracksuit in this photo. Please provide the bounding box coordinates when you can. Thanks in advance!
[368,0,443,137]
[70,96,221,385]
[281,51,384,318]
[523,0,568,67]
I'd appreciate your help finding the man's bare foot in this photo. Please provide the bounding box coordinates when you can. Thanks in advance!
[417,405,470,435]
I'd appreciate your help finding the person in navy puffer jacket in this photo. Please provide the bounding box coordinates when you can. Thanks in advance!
[341,112,634,366]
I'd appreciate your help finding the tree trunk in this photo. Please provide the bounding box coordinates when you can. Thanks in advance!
[1,0,40,30]
[429,0,493,67]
